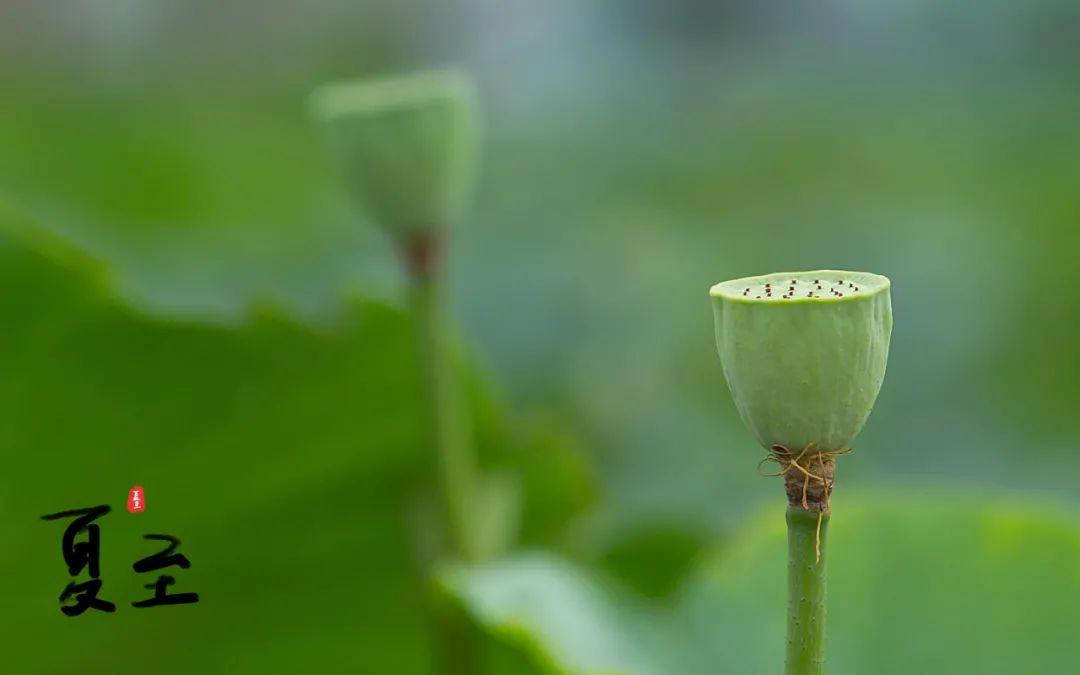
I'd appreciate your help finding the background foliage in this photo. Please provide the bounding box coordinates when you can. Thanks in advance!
[2,1,1080,672]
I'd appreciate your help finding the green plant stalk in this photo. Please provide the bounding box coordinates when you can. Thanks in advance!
[786,507,829,675]
[407,235,479,563]
[405,233,480,675]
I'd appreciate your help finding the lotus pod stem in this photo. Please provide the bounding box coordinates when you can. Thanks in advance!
[710,270,892,675]
[786,507,829,675]
[313,70,483,675]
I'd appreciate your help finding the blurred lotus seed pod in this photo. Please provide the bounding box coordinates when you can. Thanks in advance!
[710,270,892,452]
[310,69,479,236]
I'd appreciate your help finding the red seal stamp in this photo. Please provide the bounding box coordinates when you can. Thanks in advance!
[127,486,146,514]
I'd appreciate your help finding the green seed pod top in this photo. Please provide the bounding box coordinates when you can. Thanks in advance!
[710,270,892,452]
[310,69,479,236]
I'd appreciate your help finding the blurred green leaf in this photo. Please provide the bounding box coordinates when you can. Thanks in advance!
[446,492,1080,674]
[444,554,686,675]
[0,202,592,673]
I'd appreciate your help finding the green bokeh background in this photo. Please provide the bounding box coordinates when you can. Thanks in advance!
[3,1,1080,673]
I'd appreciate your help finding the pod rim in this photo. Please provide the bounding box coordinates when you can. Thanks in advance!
[709,269,890,305]
[309,68,475,121]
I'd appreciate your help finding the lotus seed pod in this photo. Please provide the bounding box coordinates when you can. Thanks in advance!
[710,270,892,452]
[310,69,478,237]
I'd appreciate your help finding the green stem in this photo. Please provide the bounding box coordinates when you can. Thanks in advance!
[786,507,829,675]
[404,231,481,675]
[407,233,479,562]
